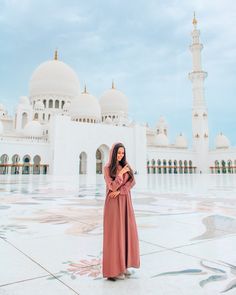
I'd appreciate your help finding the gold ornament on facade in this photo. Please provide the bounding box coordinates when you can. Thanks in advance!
[54,49,58,60]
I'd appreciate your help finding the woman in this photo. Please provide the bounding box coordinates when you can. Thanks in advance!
[102,142,140,281]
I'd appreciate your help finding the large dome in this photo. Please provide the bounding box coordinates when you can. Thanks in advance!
[70,89,101,122]
[215,132,230,149]
[29,55,80,99]
[100,85,128,116]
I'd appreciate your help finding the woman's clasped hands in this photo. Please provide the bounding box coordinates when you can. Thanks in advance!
[109,164,130,199]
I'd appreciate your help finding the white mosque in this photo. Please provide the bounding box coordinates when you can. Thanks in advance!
[0,15,234,176]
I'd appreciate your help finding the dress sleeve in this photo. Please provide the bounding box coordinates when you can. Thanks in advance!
[120,176,136,194]
[104,166,123,192]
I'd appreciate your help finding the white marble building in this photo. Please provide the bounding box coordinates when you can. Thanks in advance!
[0,15,234,175]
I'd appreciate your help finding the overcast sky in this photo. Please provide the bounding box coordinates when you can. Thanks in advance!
[0,0,236,147]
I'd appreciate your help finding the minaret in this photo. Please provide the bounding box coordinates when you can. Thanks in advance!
[188,13,209,173]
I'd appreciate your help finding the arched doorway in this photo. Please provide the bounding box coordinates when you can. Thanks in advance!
[96,144,109,174]
[11,154,20,174]
[79,152,87,174]
[22,155,31,174]
[0,154,9,174]
[33,155,41,174]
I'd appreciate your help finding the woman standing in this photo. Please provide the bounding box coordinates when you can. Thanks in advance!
[102,142,140,281]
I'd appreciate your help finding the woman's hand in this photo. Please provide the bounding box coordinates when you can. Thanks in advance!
[118,164,130,176]
[109,191,120,198]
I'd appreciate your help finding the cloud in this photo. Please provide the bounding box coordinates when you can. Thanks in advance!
[0,0,236,147]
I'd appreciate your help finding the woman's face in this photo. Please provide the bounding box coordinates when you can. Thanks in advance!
[117,147,125,162]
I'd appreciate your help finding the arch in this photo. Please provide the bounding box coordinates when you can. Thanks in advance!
[61,101,65,109]
[11,154,20,174]
[147,160,150,174]
[184,160,188,174]
[55,100,59,109]
[168,159,172,174]
[79,152,87,174]
[189,160,193,174]
[215,160,220,174]
[174,160,177,174]
[151,159,155,174]
[227,159,232,174]
[96,144,109,174]
[43,99,46,108]
[33,155,41,174]
[179,160,183,174]
[0,154,9,174]
[163,159,167,174]
[22,154,31,174]
[222,160,226,174]
[34,113,38,119]
[49,99,53,108]
[157,159,161,174]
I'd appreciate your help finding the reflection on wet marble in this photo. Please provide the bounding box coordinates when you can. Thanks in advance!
[0,174,236,294]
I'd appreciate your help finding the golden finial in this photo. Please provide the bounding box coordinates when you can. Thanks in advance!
[112,79,115,89]
[54,49,58,60]
[192,11,197,26]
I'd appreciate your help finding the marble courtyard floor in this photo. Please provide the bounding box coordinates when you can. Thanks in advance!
[0,174,236,295]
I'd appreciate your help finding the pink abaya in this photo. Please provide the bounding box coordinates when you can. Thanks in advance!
[102,143,140,278]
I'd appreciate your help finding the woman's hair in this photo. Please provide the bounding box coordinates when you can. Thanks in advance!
[109,142,134,181]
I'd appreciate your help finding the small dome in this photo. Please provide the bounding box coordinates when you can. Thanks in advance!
[154,133,169,146]
[63,101,71,112]
[29,57,80,99]
[70,90,101,121]
[24,120,43,137]
[0,120,4,134]
[100,85,128,116]
[19,96,30,105]
[175,133,188,148]
[34,100,44,111]
[215,132,230,149]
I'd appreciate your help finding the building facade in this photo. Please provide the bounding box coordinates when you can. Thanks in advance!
[0,16,234,176]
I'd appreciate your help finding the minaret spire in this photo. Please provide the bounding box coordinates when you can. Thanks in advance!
[188,13,207,105]
[192,11,197,28]
[188,13,209,173]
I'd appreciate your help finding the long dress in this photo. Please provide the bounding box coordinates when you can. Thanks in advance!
[102,164,140,278]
